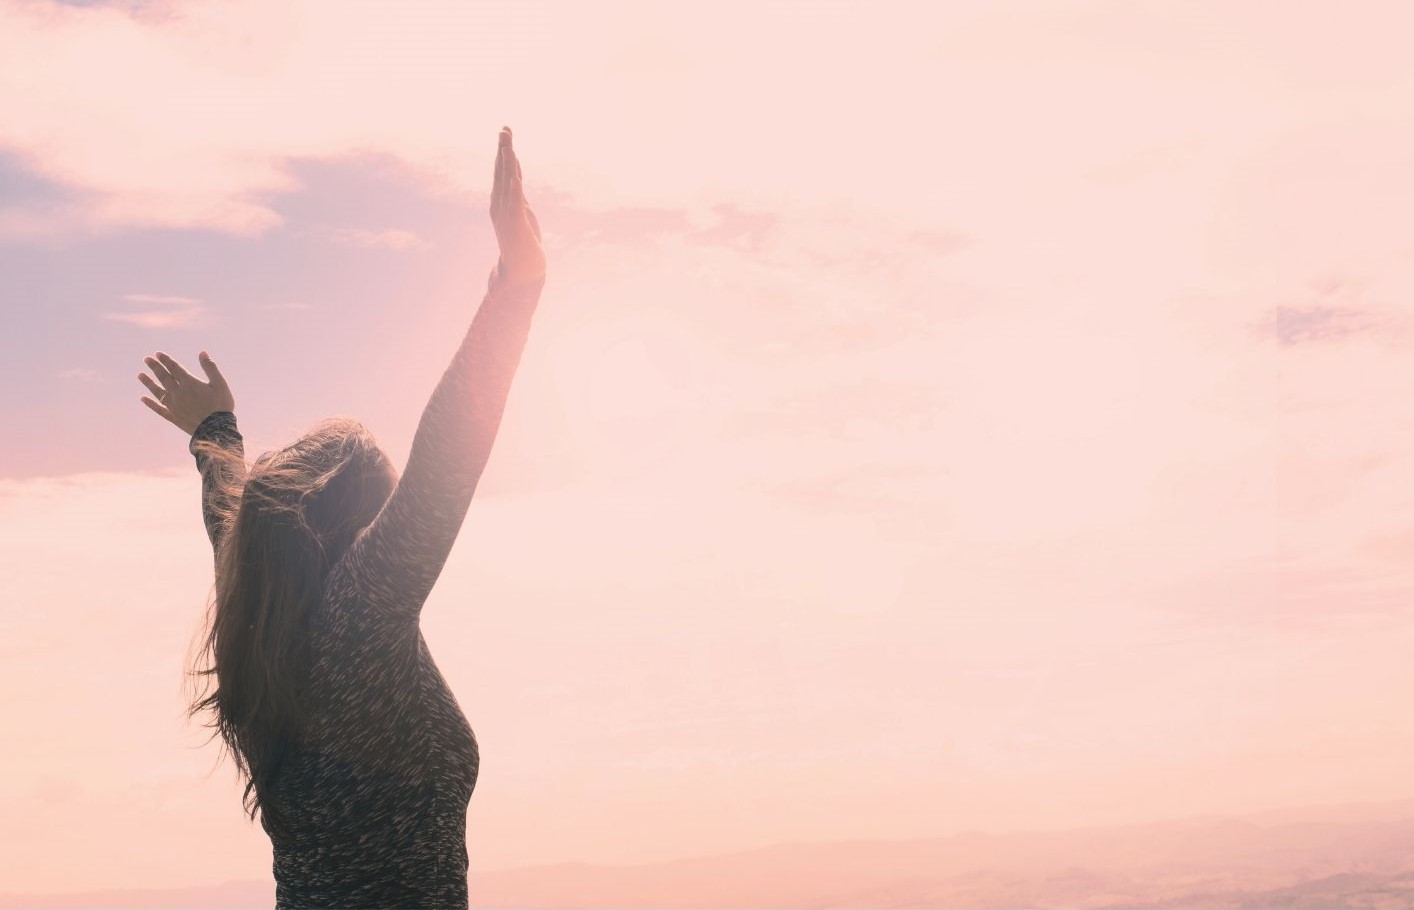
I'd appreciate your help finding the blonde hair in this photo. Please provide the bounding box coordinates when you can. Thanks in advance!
[182,416,397,839]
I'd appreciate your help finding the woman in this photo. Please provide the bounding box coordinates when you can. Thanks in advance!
[136,126,547,909]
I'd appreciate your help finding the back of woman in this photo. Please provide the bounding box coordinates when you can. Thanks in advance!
[140,127,547,910]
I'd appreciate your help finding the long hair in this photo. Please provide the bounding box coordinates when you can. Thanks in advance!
[182,416,397,841]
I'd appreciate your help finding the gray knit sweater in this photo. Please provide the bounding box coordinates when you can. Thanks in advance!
[190,272,546,909]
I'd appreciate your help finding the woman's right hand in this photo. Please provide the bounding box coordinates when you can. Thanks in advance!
[138,350,236,436]
[489,126,547,287]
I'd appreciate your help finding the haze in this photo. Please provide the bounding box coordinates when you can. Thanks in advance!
[3,0,1414,897]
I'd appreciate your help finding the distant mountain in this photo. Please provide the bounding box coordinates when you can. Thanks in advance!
[459,810,1414,908]
[0,879,271,909]
[7,797,1414,908]
[1127,869,1414,910]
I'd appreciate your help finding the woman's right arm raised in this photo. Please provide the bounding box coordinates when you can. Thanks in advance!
[332,127,547,623]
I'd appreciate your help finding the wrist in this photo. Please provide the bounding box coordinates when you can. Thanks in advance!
[192,409,236,436]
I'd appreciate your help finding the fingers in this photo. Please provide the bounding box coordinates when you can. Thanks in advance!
[145,354,175,388]
[492,127,509,220]
[156,351,196,385]
[506,131,524,205]
[198,350,228,390]
[492,126,523,222]
[137,372,166,400]
[492,146,502,217]
[139,394,181,429]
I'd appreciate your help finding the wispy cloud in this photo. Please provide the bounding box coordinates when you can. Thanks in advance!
[119,292,200,305]
[1258,304,1372,345]
[102,308,203,328]
[55,367,99,381]
[102,293,206,328]
[1252,276,1387,346]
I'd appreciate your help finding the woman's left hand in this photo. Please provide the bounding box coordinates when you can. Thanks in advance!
[138,350,237,435]
[489,126,547,287]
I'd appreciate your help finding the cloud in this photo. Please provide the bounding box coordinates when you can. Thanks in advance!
[544,198,969,366]
[1245,275,1411,347]
[0,0,963,238]
[9,4,1414,892]
[102,293,206,327]
[50,0,174,18]
[56,367,99,380]
[120,292,200,305]
[1257,304,1372,345]
[102,308,203,327]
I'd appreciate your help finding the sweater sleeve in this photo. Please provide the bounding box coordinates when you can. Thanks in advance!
[331,270,547,625]
[189,409,247,559]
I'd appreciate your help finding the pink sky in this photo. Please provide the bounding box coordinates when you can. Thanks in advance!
[4,0,1414,896]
